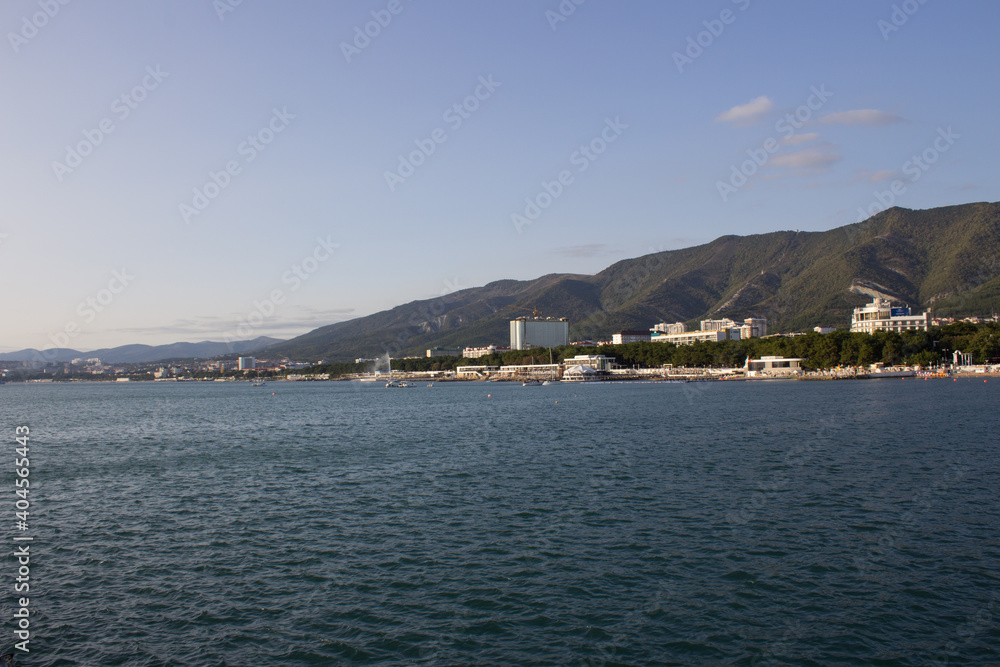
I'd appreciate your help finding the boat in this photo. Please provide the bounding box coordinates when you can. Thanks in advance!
[522,379,542,386]
[384,358,412,388]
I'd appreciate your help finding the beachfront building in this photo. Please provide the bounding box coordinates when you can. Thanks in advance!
[564,355,616,371]
[612,330,652,345]
[455,365,499,378]
[746,355,803,377]
[494,363,561,378]
[510,318,570,350]
[850,298,930,334]
[562,354,616,382]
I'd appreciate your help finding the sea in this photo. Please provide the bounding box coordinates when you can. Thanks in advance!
[0,378,997,666]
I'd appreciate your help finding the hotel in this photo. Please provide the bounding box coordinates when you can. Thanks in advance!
[509,318,570,350]
[850,298,930,334]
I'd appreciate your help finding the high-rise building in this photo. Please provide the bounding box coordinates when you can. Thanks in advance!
[238,356,256,370]
[738,318,768,338]
[509,318,569,350]
[651,322,687,334]
[700,318,737,332]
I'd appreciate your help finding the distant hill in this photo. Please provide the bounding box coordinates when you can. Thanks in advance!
[0,337,282,364]
[266,202,1000,361]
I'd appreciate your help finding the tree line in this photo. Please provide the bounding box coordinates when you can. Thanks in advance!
[297,322,1000,377]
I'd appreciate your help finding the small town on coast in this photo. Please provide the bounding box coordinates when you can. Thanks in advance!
[6,297,999,384]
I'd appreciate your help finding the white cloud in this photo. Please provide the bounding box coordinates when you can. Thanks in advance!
[819,109,903,126]
[853,169,899,183]
[781,132,820,146]
[867,170,897,182]
[715,95,774,126]
[552,244,614,258]
[771,149,841,169]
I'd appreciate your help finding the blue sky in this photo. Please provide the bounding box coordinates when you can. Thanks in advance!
[1,0,997,352]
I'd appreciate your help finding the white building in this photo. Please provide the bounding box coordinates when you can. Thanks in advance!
[737,318,768,338]
[747,356,803,377]
[238,356,256,370]
[850,298,930,334]
[463,345,510,359]
[652,322,688,334]
[700,317,767,338]
[612,330,651,345]
[700,318,737,332]
[564,354,616,371]
[562,355,616,382]
[455,365,499,377]
[651,330,736,346]
[510,318,569,350]
[814,326,836,334]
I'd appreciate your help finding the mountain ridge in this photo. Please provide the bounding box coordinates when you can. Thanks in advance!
[0,337,282,364]
[266,201,1000,361]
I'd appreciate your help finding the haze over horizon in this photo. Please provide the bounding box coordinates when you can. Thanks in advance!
[2,1,998,353]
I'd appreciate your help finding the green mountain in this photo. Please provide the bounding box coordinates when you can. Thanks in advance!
[268,202,1000,361]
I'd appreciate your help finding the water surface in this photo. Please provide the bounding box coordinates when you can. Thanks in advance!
[1,379,997,665]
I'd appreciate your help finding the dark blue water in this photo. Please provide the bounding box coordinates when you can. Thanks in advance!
[1,378,998,665]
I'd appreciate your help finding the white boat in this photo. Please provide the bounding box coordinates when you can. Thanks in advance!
[384,358,412,388]
[522,379,542,386]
